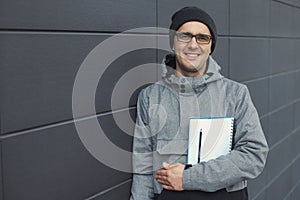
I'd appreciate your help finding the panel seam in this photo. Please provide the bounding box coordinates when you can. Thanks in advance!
[273,0,300,9]
[84,179,132,200]
[260,97,300,120]
[283,178,300,200]
[242,68,300,84]
[269,125,300,151]
[0,106,137,139]
[252,152,300,200]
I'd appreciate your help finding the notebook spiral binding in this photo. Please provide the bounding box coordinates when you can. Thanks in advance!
[229,118,234,151]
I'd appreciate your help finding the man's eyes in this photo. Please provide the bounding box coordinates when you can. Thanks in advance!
[178,33,191,39]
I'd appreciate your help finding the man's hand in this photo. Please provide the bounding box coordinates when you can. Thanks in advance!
[155,162,185,191]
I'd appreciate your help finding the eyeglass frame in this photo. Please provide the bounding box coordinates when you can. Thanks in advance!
[175,32,212,44]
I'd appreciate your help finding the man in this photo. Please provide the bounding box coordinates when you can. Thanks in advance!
[130,7,268,200]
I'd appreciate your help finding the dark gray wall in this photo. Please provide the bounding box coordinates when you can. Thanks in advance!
[0,0,299,199]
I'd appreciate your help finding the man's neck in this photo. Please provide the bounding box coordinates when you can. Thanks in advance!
[175,69,203,77]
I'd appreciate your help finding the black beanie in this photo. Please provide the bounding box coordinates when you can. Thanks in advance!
[169,6,217,54]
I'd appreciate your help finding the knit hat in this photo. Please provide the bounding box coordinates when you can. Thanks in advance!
[169,6,217,54]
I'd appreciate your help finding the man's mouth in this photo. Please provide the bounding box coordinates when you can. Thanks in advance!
[185,53,200,56]
[184,52,201,59]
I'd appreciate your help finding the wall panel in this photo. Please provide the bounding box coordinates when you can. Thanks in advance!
[265,156,300,200]
[294,71,300,100]
[292,7,300,37]
[274,0,300,9]
[229,38,270,82]
[1,110,132,200]
[268,105,294,147]
[266,129,300,185]
[244,78,269,117]
[270,1,294,37]
[270,39,296,74]
[295,101,300,129]
[0,33,96,133]
[0,141,3,200]
[0,33,157,134]
[269,73,295,111]
[289,152,300,199]
[230,0,270,36]
[88,180,131,200]
[296,40,300,69]
[288,180,300,200]
[248,169,268,199]
[0,0,156,32]
[213,37,229,77]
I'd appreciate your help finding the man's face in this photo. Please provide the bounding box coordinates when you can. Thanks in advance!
[173,21,212,77]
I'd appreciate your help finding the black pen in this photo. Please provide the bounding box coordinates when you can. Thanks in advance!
[198,128,202,163]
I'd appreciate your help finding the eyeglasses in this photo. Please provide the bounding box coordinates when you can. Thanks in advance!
[175,32,212,44]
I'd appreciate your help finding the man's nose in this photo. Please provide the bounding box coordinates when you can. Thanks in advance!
[187,37,199,49]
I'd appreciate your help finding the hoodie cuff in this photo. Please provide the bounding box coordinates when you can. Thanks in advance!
[182,168,193,190]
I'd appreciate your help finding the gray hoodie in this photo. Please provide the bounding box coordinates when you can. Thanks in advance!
[130,55,268,200]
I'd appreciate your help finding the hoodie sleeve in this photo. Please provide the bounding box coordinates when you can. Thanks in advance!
[182,85,269,192]
[130,89,155,200]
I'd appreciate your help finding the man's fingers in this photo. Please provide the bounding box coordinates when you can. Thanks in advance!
[157,178,169,185]
[156,169,168,176]
[162,184,173,190]
[156,176,170,185]
[162,162,170,169]
[156,169,169,185]
[156,175,169,182]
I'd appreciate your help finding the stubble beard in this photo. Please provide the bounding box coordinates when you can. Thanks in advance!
[175,56,208,76]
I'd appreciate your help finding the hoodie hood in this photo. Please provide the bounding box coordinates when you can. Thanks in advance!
[161,54,223,95]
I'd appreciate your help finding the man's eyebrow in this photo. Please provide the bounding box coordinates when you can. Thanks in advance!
[178,32,192,35]
[178,32,209,35]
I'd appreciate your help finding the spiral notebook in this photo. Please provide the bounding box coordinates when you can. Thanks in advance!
[187,117,234,165]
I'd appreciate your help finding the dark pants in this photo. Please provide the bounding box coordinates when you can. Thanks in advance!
[155,188,248,200]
